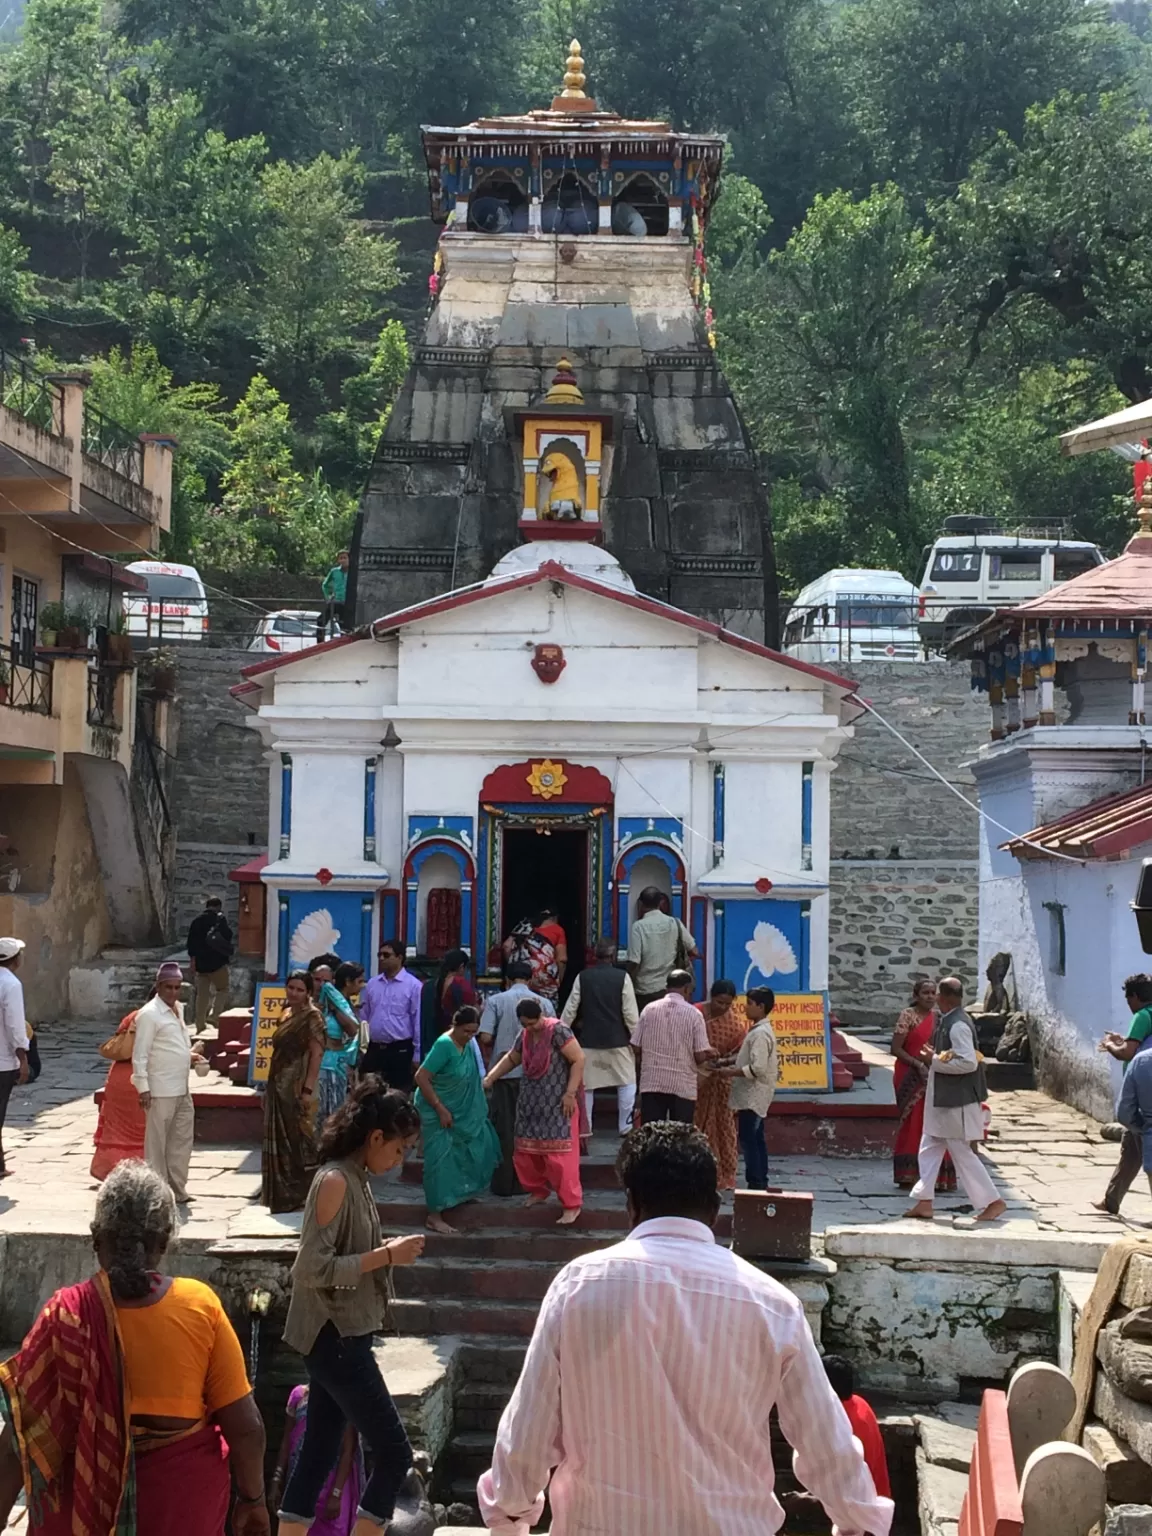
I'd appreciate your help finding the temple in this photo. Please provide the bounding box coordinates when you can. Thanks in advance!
[951,494,1152,1118]
[351,43,776,643]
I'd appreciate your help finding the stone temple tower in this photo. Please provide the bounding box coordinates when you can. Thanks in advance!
[351,43,777,641]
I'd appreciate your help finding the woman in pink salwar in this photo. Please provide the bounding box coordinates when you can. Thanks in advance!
[484,994,585,1225]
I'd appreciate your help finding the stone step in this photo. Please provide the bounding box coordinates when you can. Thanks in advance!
[393,1297,541,1337]
[447,1430,498,1480]
[454,1339,529,1384]
[393,1257,564,1302]
[377,1198,631,1232]
[401,1156,622,1190]
[452,1383,512,1433]
[396,1227,620,1264]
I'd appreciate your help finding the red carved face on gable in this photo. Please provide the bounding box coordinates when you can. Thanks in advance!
[531,644,566,684]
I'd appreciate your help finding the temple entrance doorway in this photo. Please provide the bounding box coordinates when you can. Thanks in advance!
[501,825,588,1006]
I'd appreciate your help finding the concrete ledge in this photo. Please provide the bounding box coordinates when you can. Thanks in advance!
[375,1335,459,1465]
[825,1223,1111,1270]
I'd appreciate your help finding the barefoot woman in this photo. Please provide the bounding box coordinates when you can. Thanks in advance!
[414,1005,500,1235]
[484,996,585,1226]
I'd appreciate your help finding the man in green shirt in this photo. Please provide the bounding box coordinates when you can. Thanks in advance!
[1094,974,1152,1215]
[318,549,349,639]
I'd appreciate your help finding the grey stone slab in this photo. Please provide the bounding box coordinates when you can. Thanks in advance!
[916,1415,977,1473]
[1106,1505,1152,1536]
[1095,1373,1152,1464]
[917,1452,970,1536]
[1099,1323,1152,1404]
[1123,1256,1152,1309]
[1083,1422,1152,1505]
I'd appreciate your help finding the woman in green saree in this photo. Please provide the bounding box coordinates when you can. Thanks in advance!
[414,1005,500,1234]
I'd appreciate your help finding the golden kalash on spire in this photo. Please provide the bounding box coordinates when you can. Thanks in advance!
[552,39,597,111]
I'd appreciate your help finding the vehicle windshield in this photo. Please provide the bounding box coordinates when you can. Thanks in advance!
[270,615,315,636]
[929,550,981,581]
[833,599,917,628]
[137,573,203,600]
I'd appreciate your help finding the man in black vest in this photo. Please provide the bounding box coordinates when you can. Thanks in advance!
[561,939,639,1135]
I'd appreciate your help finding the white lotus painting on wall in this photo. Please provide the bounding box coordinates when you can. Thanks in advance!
[290,908,342,967]
[743,921,798,991]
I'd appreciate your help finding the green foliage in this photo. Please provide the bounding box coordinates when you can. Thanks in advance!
[257,152,400,387]
[706,174,772,269]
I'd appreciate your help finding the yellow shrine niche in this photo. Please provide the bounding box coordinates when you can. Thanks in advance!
[516,360,613,542]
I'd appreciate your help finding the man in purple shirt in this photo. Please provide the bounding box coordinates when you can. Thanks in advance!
[359,938,423,1091]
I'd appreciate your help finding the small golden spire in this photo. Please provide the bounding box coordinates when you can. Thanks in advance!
[560,39,587,99]
[545,357,584,405]
[1138,472,1152,539]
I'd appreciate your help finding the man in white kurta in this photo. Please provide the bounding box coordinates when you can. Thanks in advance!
[907,977,1005,1221]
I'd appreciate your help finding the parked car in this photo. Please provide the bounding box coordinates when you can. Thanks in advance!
[123,561,209,643]
[917,516,1104,647]
[782,568,922,664]
[248,609,334,653]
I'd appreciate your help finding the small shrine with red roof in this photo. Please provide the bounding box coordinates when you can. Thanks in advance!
[950,497,1152,1119]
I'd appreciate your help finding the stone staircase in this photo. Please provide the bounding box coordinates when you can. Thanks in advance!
[66,945,262,1020]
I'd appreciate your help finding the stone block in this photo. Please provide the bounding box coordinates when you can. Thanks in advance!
[1106,1505,1152,1536]
[917,1415,977,1473]
[917,1450,969,1536]
[1122,1256,1152,1310]
[1019,1442,1105,1536]
[1094,1372,1152,1464]
[1083,1422,1152,1504]
[1099,1323,1152,1404]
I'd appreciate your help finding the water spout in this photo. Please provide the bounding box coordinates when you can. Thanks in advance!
[248,1287,272,1383]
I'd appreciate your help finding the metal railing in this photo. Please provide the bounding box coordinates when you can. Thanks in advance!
[780,598,999,660]
[131,698,173,876]
[86,663,119,729]
[2,644,52,714]
[81,404,144,485]
[0,346,62,434]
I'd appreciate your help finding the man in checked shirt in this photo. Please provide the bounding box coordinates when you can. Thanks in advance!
[478,1121,893,1536]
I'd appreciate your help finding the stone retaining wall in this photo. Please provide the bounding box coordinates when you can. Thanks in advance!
[170,840,262,943]
[167,647,267,848]
[828,860,979,1025]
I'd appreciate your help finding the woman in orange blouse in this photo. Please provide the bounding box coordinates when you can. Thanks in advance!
[0,1160,269,1535]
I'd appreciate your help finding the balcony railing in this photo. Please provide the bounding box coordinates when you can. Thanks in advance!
[0,346,62,435]
[86,663,120,729]
[81,404,144,486]
[2,646,52,714]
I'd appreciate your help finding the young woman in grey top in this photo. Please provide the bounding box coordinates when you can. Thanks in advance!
[279,1079,424,1535]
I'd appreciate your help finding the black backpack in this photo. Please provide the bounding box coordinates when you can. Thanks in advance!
[203,913,233,963]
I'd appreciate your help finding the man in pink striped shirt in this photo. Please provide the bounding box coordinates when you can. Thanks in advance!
[478,1122,893,1536]
[631,968,715,1124]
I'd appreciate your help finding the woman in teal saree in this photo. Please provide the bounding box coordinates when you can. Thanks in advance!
[414,1005,500,1234]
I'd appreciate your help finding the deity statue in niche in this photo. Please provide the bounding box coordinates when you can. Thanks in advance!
[539,443,584,519]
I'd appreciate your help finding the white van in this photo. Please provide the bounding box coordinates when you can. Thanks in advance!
[123,561,209,643]
[782,568,921,664]
[917,517,1104,647]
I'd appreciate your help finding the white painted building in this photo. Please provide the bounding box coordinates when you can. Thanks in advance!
[956,513,1152,1119]
[234,538,860,1015]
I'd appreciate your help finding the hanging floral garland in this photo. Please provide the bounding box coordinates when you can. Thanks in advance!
[428,209,455,306]
[688,195,716,349]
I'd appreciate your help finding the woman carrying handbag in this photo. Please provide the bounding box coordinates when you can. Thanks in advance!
[90,998,148,1179]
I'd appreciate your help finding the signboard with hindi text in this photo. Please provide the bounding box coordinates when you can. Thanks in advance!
[771,992,831,1094]
[248,982,287,1086]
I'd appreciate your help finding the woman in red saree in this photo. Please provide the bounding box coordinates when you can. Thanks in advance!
[90,1010,147,1181]
[891,978,956,1191]
[0,1161,269,1536]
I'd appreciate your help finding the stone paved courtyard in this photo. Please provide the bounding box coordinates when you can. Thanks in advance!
[1,1019,1146,1246]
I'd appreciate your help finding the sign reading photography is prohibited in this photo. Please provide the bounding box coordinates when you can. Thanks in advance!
[770,992,832,1094]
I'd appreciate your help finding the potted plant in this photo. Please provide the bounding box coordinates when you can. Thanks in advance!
[104,607,133,665]
[38,601,67,649]
[142,646,177,699]
[56,603,93,653]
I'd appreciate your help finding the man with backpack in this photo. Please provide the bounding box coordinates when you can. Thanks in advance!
[186,896,233,1034]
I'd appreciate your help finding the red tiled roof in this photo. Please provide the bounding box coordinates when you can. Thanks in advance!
[1002,781,1152,861]
[1011,529,1152,619]
[239,560,859,696]
[228,855,269,882]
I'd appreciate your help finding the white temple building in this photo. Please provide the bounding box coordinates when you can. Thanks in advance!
[233,533,861,1019]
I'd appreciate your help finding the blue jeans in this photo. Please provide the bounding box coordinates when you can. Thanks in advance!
[737,1109,768,1190]
[280,1324,412,1526]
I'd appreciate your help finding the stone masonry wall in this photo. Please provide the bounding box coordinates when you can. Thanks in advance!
[168,647,268,847]
[166,649,268,944]
[827,661,987,1023]
[829,862,979,1025]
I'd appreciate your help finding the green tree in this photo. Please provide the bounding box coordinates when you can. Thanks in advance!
[706,173,772,269]
[720,184,934,564]
[379,0,528,133]
[256,152,399,391]
[311,318,411,483]
[939,92,1152,402]
[837,0,1134,199]
[83,342,231,558]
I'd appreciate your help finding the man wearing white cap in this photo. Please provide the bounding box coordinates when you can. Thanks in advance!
[131,961,202,1203]
[0,938,29,1179]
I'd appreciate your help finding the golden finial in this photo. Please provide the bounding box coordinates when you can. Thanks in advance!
[1137,470,1152,538]
[560,39,587,99]
[545,358,584,406]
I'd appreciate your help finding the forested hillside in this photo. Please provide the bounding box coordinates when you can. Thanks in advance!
[2,0,1150,592]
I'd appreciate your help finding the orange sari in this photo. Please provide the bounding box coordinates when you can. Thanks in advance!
[694,1001,748,1191]
[91,1013,146,1181]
